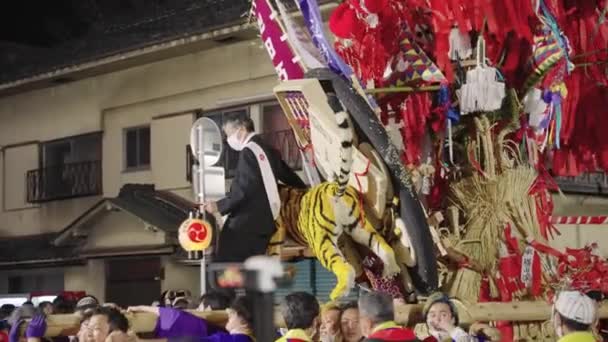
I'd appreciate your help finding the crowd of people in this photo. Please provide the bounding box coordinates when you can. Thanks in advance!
[0,115,600,341]
[0,289,599,342]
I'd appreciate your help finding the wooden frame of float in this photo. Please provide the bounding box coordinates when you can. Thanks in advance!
[27,301,608,337]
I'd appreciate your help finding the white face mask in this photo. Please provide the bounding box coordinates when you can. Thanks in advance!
[227,131,244,151]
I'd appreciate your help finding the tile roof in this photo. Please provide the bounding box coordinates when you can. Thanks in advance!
[554,172,608,196]
[0,184,196,267]
[0,233,81,267]
[0,0,250,85]
[109,183,196,234]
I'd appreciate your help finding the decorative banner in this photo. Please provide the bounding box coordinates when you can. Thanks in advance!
[298,0,381,111]
[298,0,353,77]
[252,0,305,80]
[178,218,213,252]
[385,32,446,86]
[275,0,325,70]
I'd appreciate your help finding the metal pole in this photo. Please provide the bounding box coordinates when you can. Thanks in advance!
[248,290,275,341]
[197,124,207,296]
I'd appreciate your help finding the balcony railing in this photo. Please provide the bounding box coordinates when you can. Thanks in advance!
[260,129,302,170]
[26,161,102,203]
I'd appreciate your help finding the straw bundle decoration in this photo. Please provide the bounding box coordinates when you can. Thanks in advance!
[444,115,545,303]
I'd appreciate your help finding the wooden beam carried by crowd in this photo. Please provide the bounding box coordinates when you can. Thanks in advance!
[27,301,608,337]
[365,85,442,95]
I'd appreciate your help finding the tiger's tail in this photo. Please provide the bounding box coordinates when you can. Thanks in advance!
[328,94,354,197]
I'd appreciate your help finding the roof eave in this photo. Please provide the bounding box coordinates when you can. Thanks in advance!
[0,1,339,97]
[0,22,254,97]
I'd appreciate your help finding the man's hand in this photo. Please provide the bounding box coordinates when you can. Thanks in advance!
[203,201,218,214]
[470,323,501,341]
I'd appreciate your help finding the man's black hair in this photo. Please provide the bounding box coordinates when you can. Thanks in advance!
[0,304,15,319]
[559,313,591,332]
[91,307,129,333]
[230,295,255,328]
[38,301,53,309]
[586,290,603,302]
[52,296,74,314]
[339,301,358,313]
[280,292,320,330]
[200,291,233,310]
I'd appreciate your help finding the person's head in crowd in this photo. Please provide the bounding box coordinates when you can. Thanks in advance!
[160,290,190,308]
[320,302,341,341]
[76,295,100,316]
[160,290,176,307]
[86,307,129,342]
[225,296,255,335]
[358,292,393,337]
[38,301,54,316]
[340,302,363,342]
[222,116,256,151]
[198,291,233,311]
[172,298,190,310]
[423,292,459,337]
[0,304,15,320]
[8,305,35,327]
[52,296,73,314]
[280,292,321,340]
[552,290,596,339]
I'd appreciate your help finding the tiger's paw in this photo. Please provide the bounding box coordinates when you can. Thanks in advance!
[330,265,356,300]
[381,253,401,278]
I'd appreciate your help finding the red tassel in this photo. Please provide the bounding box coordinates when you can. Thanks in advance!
[530,251,542,297]
[478,276,491,302]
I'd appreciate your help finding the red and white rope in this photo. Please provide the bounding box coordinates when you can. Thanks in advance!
[550,216,608,225]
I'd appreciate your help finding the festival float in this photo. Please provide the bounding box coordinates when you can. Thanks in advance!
[249,0,608,340]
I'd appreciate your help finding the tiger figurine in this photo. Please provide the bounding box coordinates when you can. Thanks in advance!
[267,110,400,300]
